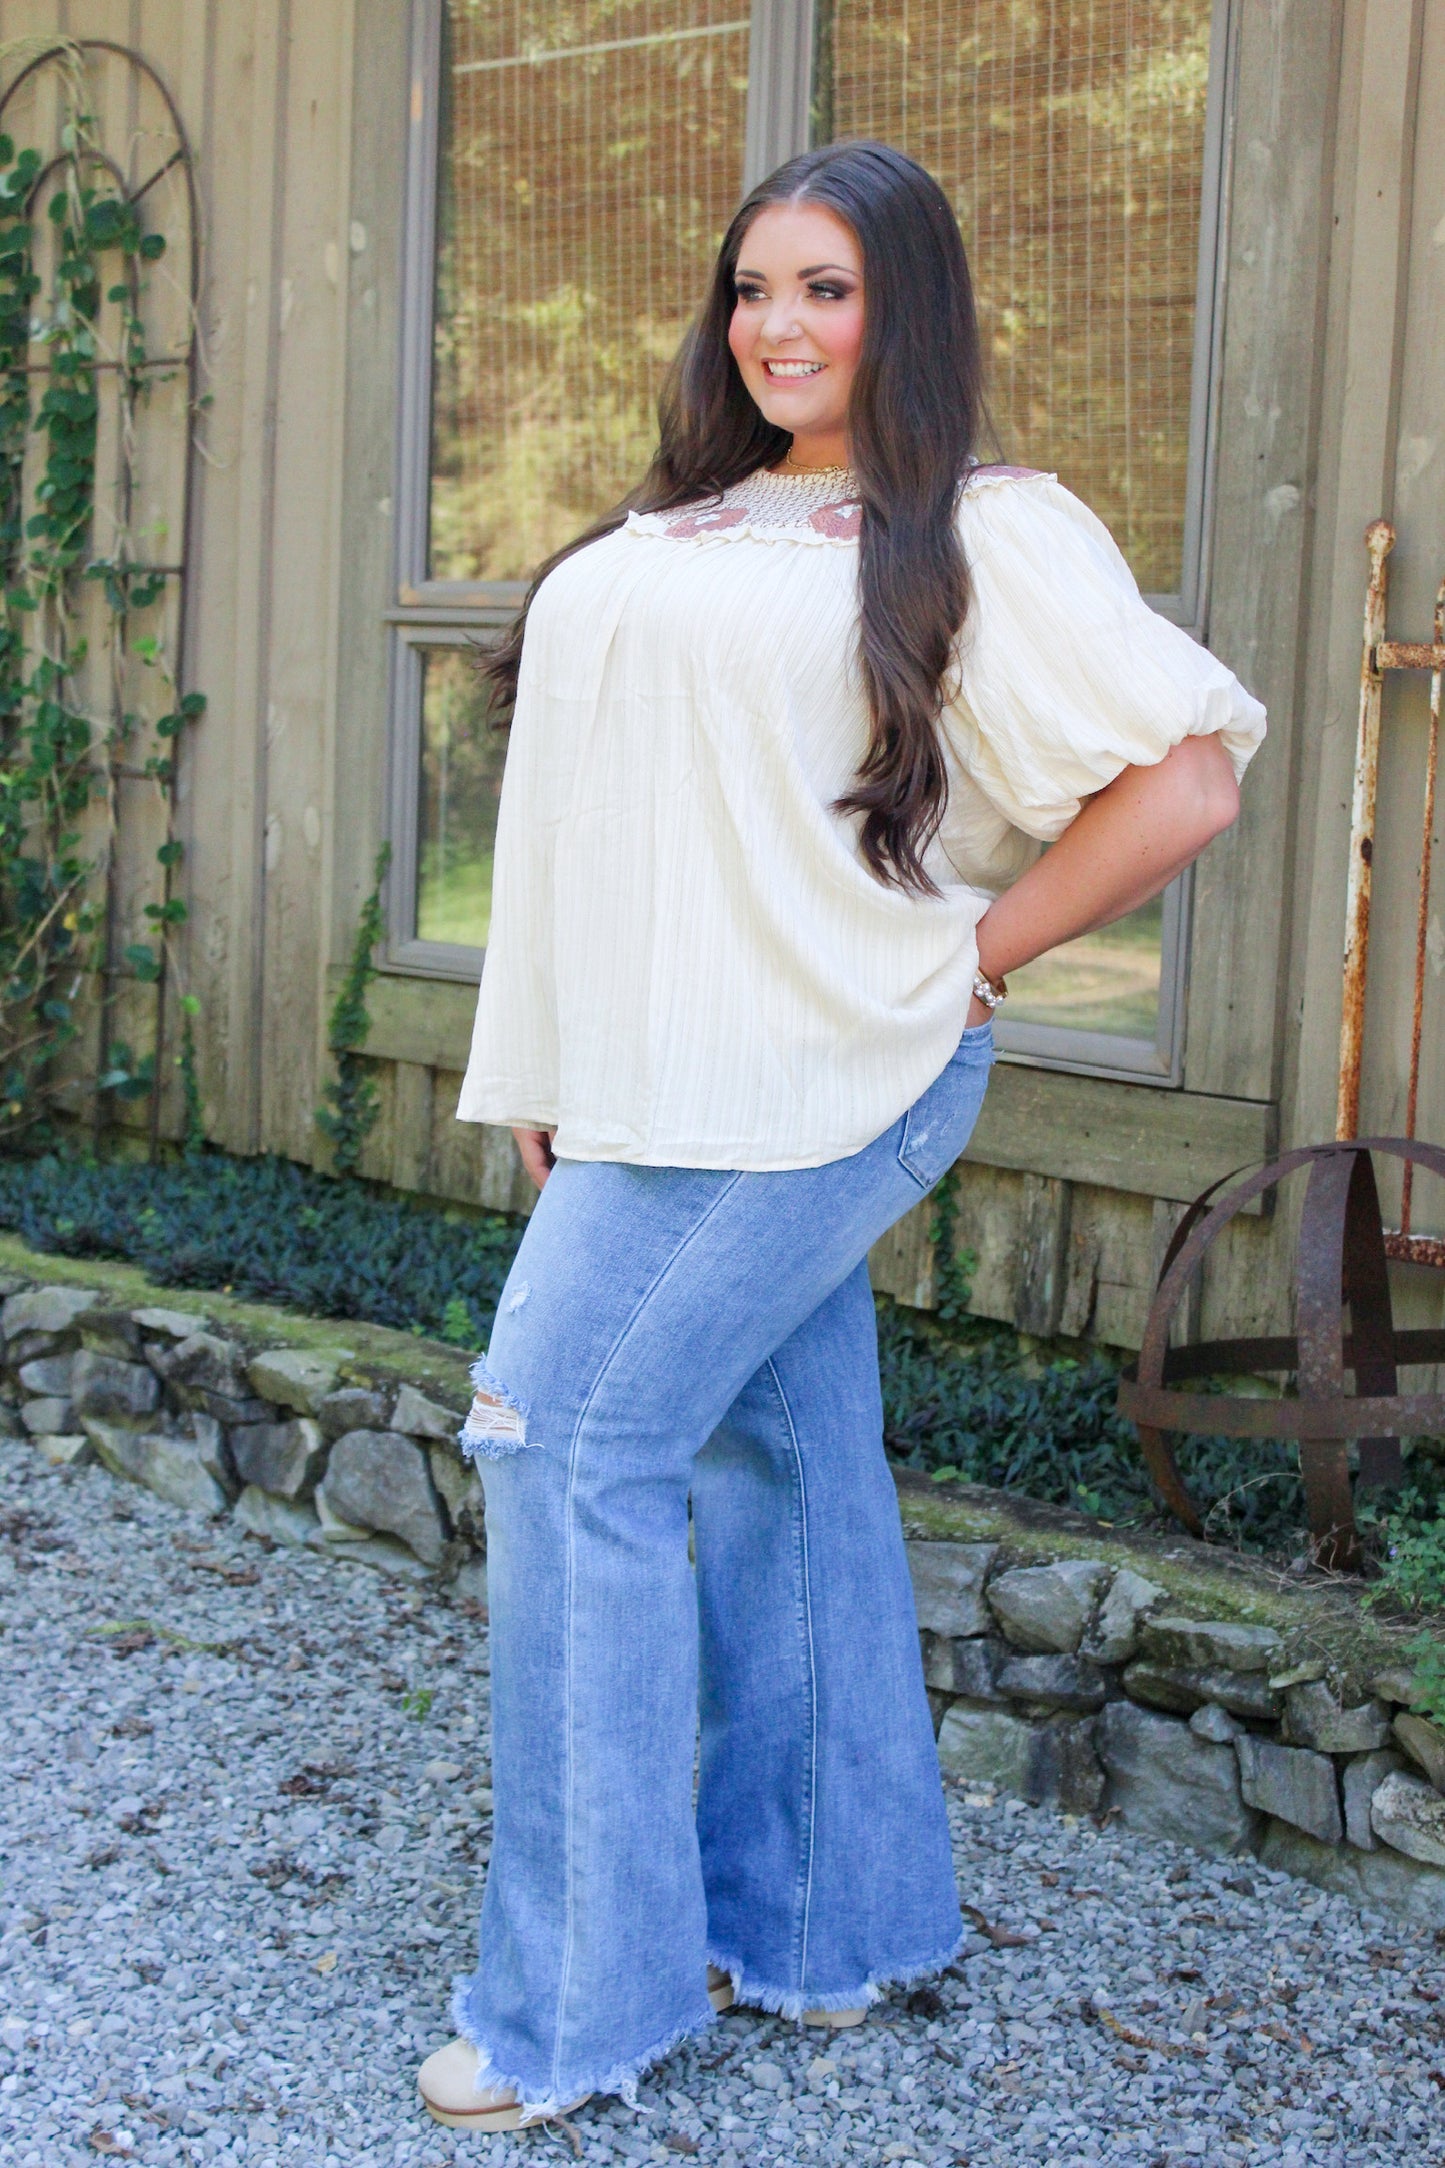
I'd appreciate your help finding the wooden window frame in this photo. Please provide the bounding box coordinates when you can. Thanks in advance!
[386,0,1238,1088]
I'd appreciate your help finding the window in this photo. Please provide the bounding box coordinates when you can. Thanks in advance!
[390,0,1232,1080]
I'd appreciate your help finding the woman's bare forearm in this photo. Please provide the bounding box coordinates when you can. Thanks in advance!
[974,734,1239,988]
[962,734,1239,1023]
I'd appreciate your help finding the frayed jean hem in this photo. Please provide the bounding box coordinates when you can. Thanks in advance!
[705,1924,966,2023]
[448,1975,718,2116]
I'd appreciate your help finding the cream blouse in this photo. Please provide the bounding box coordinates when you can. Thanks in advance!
[456,467,1266,1169]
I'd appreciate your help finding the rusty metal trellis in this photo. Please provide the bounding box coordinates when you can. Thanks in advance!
[1117,1141,1445,1573]
[1339,521,1445,1270]
[0,41,200,1158]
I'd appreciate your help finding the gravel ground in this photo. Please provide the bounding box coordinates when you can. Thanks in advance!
[2,1433,1443,2168]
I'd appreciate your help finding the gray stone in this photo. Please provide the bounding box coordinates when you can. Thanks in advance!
[1370,1771,1445,1868]
[1079,1566,1164,1665]
[83,1422,228,1516]
[314,1486,373,1543]
[33,1432,92,1467]
[935,1703,1102,1812]
[194,1390,271,1426]
[453,1555,489,1608]
[1370,1664,1422,1705]
[17,1354,74,1396]
[316,1385,390,1441]
[1,1286,97,1347]
[936,1704,1039,1797]
[1122,1660,1280,1722]
[229,1417,327,1501]
[429,1444,484,1534]
[994,1651,1108,1712]
[325,1533,438,1584]
[1097,1700,1260,1855]
[905,1541,998,1637]
[1282,1681,1392,1754]
[1189,1703,1242,1744]
[246,1347,349,1415]
[161,1331,251,1401]
[1394,1711,1445,1791]
[233,1485,323,1548]
[187,1413,238,1500]
[1035,1715,1106,1815]
[1137,1616,1281,1674]
[1260,1818,1445,1928]
[77,1308,144,1360]
[317,1429,447,1567]
[920,1632,1007,1700]
[20,1397,73,1436]
[1235,1733,1342,1843]
[1343,1750,1405,1850]
[70,1349,160,1424]
[1266,1659,1328,1690]
[987,1559,1110,1652]
[131,1306,208,1340]
[393,1382,466,1441]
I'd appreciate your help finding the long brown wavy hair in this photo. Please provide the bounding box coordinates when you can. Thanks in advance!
[484,140,989,892]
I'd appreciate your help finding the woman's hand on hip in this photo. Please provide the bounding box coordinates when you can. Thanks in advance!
[512,1126,556,1191]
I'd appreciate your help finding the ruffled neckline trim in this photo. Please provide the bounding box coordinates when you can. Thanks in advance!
[962,465,1058,495]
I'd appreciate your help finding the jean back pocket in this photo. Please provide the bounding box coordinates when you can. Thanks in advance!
[897,1025,993,1192]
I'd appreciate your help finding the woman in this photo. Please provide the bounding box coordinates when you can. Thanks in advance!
[418,141,1264,2132]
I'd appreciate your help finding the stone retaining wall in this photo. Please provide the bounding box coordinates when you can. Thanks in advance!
[4,1273,1443,1928]
[908,1539,1445,1928]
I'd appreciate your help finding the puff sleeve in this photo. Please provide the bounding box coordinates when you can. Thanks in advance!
[944,472,1267,843]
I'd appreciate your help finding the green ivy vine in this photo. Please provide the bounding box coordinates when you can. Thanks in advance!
[0,74,203,1149]
[316,842,392,1176]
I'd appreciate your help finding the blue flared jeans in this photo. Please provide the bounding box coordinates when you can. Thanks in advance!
[450,1022,995,2114]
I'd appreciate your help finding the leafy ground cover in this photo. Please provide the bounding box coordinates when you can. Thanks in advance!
[1,1147,1441,1590]
[877,1298,1303,1544]
[0,1150,517,1352]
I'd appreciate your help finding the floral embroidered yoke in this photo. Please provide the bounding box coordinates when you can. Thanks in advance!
[630,463,862,543]
[457,466,1268,1171]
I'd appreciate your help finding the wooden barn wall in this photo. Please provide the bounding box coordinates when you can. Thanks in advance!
[0,0,359,1170]
[9,0,1444,1359]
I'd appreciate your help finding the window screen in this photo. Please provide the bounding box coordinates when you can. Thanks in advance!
[416,644,507,948]
[816,0,1216,1056]
[814,0,1214,597]
[429,0,752,583]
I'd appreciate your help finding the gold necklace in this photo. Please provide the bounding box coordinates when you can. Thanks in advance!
[781,448,852,475]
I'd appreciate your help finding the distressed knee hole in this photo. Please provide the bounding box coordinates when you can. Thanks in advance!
[458,1360,534,1460]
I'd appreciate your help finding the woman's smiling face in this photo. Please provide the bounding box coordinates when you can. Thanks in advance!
[726,200,864,466]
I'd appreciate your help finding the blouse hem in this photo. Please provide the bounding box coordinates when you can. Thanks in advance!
[451,1112,895,1174]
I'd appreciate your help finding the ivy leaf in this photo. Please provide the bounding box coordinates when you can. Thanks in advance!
[123,942,160,983]
[138,232,165,262]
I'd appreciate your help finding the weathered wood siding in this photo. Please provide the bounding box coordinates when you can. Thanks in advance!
[1,0,360,1168]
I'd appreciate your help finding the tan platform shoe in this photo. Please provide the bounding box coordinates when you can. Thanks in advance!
[417,2037,591,2131]
[706,1965,866,2028]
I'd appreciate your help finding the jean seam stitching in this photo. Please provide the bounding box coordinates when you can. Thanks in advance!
[764,1355,818,1996]
[550,1167,747,2097]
